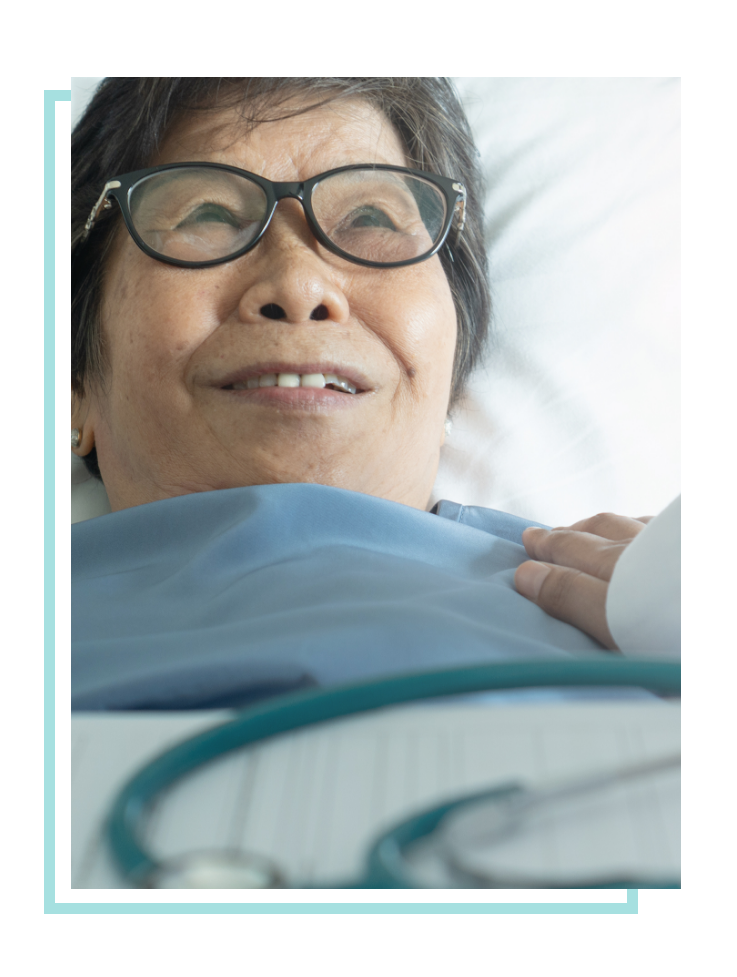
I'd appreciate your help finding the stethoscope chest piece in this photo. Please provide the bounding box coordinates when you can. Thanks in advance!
[146,849,283,889]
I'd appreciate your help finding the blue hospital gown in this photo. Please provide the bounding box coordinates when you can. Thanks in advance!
[71,483,611,710]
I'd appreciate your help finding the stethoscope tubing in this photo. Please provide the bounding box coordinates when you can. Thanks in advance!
[106,657,681,887]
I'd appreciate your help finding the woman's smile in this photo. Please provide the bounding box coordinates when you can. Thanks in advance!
[214,362,371,410]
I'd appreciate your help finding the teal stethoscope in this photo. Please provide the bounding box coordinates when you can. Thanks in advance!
[107,657,681,889]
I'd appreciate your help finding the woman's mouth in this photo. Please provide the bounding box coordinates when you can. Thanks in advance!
[223,372,358,394]
[215,365,371,410]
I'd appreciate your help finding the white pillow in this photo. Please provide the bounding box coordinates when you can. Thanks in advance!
[71,78,679,526]
[433,78,679,525]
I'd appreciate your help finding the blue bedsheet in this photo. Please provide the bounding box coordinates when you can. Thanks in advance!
[72,483,611,710]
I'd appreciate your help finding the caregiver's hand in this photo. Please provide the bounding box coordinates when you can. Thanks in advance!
[514,513,652,649]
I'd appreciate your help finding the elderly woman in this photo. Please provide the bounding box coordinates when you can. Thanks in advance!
[71,78,675,711]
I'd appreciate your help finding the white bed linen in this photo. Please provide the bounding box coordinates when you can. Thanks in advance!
[433,78,679,526]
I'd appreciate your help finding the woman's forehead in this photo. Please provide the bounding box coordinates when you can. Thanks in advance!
[153,98,410,180]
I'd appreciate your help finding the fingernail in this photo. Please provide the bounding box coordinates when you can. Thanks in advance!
[521,526,548,548]
[516,561,552,600]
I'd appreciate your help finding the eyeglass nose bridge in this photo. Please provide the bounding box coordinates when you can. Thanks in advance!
[253,181,319,246]
[258,180,326,249]
[270,181,305,201]
[266,181,309,224]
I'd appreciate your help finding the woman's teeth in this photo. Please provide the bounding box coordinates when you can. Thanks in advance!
[230,373,357,394]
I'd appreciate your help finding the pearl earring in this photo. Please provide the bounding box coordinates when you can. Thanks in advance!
[444,418,453,438]
[71,428,81,448]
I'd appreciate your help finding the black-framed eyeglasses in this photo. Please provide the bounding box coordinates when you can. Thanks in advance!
[81,162,467,270]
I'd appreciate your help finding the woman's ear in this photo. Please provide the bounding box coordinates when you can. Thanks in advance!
[71,382,98,456]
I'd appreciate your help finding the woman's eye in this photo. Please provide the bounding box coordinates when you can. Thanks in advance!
[346,206,397,231]
[177,204,241,228]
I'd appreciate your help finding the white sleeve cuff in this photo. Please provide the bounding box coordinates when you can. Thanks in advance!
[605,495,681,658]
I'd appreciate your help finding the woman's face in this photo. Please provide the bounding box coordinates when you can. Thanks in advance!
[74,99,458,511]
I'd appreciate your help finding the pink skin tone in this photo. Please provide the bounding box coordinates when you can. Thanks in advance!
[71,97,646,646]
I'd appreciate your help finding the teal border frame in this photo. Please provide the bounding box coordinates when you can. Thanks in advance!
[47,88,638,915]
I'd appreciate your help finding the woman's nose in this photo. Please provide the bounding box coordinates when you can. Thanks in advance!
[236,204,351,326]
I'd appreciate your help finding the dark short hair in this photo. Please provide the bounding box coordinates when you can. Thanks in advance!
[72,78,491,481]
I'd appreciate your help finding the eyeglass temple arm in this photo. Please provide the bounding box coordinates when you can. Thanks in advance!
[82,180,122,241]
[452,183,466,243]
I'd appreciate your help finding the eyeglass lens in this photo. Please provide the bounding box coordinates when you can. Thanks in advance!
[128,166,448,265]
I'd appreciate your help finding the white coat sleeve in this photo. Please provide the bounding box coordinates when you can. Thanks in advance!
[605,495,681,659]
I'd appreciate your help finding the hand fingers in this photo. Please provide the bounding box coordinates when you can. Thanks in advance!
[561,512,650,540]
[514,561,617,650]
[522,526,627,582]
